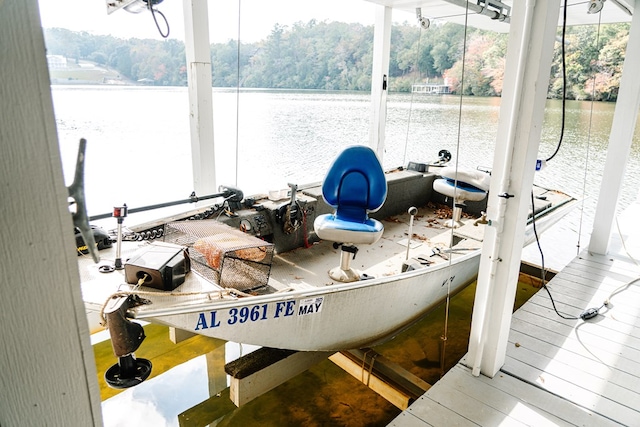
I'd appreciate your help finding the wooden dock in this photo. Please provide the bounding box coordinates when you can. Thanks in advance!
[390,212,640,425]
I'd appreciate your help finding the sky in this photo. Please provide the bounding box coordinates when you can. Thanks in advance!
[37,0,416,43]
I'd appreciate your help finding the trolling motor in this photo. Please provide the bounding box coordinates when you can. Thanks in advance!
[276,183,303,234]
[434,149,452,166]
[219,184,244,214]
[407,149,452,173]
[103,294,152,389]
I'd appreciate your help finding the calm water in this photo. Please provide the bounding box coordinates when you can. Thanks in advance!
[54,85,640,267]
[53,86,640,425]
[53,86,640,215]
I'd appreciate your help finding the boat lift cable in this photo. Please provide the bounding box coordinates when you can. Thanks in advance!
[577,11,603,255]
[545,1,568,162]
[402,14,425,166]
[440,1,471,379]
[234,0,242,187]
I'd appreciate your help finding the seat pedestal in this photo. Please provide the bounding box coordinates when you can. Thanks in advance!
[443,202,465,229]
[433,168,490,230]
[329,245,361,283]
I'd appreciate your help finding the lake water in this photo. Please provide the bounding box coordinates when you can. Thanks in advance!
[52,86,640,425]
[53,85,640,269]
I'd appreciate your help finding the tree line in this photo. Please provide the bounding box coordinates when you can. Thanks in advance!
[44,19,630,101]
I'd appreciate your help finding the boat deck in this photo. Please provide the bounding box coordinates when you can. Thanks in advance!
[80,184,572,331]
[79,202,477,321]
[389,204,640,426]
[269,205,481,290]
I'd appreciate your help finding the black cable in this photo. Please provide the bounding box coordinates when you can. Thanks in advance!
[545,0,568,162]
[148,2,170,38]
[530,191,603,320]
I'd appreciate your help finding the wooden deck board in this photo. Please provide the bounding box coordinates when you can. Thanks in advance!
[517,298,640,342]
[421,365,575,426]
[468,364,621,427]
[501,357,639,426]
[504,340,639,411]
[389,249,640,426]
[509,324,640,378]
[527,285,640,323]
[510,309,640,364]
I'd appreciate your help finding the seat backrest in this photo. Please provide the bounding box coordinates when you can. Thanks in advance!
[438,166,491,192]
[322,146,387,223]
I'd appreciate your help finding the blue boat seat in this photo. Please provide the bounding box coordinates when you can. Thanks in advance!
[314,145,387,282]
[433,166,490,228]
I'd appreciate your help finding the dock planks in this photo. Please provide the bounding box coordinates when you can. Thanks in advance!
[390,245,640,426]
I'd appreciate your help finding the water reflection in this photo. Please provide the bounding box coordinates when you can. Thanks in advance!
[96,281,539,426]
[53,87,640,222]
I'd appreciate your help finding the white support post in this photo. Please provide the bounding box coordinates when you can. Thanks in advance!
[0,1,102,424]
[466,0,560,378]
[183,0,217,195]
[589,0,640,255]
[369,5,392,162]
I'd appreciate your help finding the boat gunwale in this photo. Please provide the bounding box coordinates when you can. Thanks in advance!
[129,248,481,320]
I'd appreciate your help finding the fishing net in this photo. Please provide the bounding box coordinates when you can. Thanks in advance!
[164,220,273,292]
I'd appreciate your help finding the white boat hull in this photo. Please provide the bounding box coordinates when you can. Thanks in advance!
[141,252,480,351]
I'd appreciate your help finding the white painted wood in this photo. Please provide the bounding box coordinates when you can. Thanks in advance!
[387,411,433,427]
[422,379,530,426]
[229,350,331,407]
[589,0,640,255]
[469,365,621,427]
[502,357,639,426]
[427,366,574,426]
[404,395,477,426]
[513,308,640,362]
[183,0,217,195]
[508,329,640,389]
[509,323,640,375]
[369,5,392,161]
[467,0,560,377]
[0,1,102,425]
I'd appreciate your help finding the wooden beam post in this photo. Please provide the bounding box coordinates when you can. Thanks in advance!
[369,5,392,162]
[589,0,640,255]
[183,0,217,195]
[0,1,102,424]
[466,0,560,378]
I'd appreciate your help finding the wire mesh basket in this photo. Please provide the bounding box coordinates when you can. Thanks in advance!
[164,220,273,291]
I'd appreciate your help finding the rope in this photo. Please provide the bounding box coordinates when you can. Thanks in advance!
[98,284,294,327]
[440,2,471,378]
[402,25,425,166]
[577,11,602,254]
[235,0,242,186]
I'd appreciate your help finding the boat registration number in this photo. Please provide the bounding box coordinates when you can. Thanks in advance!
[194,297,324,331]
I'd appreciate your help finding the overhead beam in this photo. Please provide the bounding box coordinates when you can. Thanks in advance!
[442,0,511,22]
